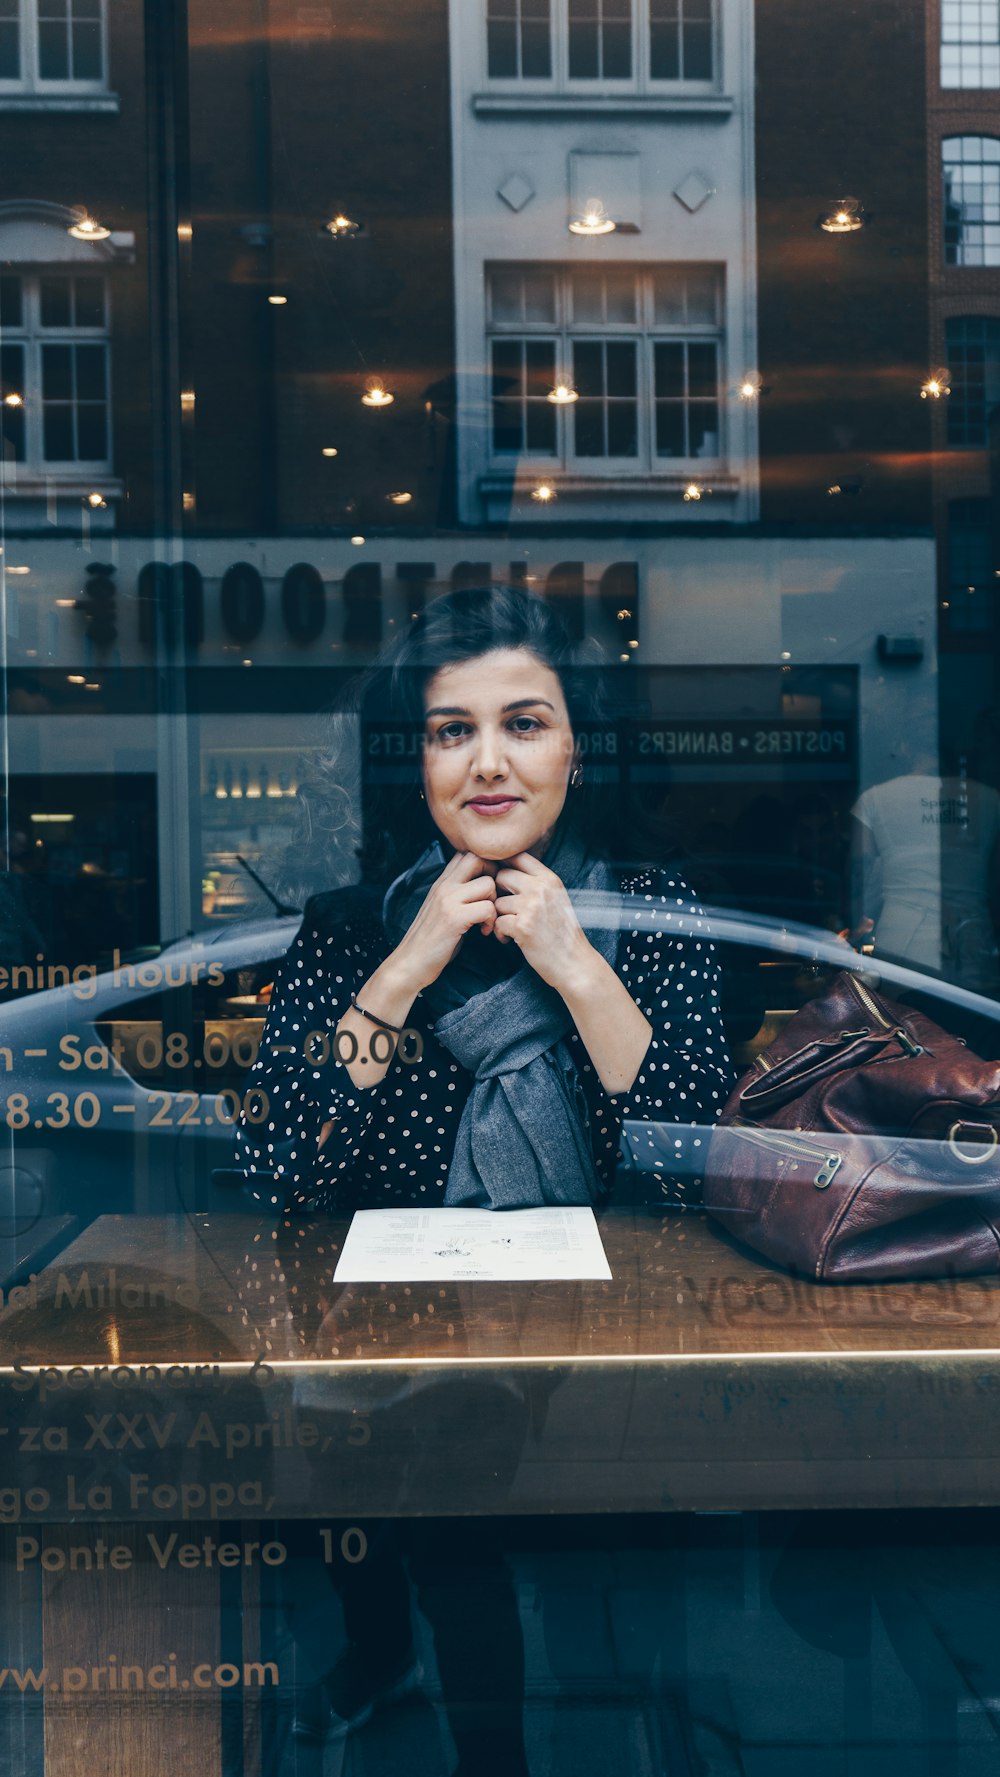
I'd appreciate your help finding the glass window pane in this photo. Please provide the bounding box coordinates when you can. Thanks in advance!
[572,272,605,324]
[607,400,638,454]
[524,338,555,391]
[77,402,107,459]
[0,275,22,328]
[490,270,523,323]
[602,19,632,76]
[606,341,637,397]
[71,18,102,79]
[653,268,686,323]
[74,343,106,401]
[520,19,551,75]
[487,19,517,77]
[650,22,680,78]
[568,20,599,75]
[73,277,105,328]
[43,404,74,459]
[684,19,713,78]
[654,341,685,396]
[604,269,636,322]
[574,398,605,453]
[688,341,718,397]
[0,405,25,460]
[0,18,19,78]
[0,340,25,458]
[689,400,719,456]
[40,278,72,328]
[522,269,555,323]
[42,342,73,399]
[38,18,69,78]
[525,399,556,451]
[685,266,721,323]
[573,339,604,397]
[655,401,685,455]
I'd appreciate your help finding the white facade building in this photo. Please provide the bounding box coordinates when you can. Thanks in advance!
[447,0,760,524]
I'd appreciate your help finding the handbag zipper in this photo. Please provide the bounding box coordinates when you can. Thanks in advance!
[729,1119,843,1189]
[849,975,924,1055]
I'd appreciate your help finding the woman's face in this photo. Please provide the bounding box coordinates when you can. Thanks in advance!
[421,646,578,861]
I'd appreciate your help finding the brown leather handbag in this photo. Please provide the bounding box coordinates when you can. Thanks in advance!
[705,970,1000,1281]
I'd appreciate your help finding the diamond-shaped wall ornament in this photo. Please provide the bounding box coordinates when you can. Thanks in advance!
[673,171,716,214]
[498,173,535,213]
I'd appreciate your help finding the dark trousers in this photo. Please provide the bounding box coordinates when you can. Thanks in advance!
[282,1515,530,1777]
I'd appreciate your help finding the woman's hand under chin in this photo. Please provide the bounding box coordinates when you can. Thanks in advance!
[492,850,594,992]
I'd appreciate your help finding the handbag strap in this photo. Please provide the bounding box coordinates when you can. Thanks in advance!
[739,1028,912,1117]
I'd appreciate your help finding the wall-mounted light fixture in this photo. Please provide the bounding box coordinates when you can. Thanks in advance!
[67,208,111,242]
[569,199,616,237]
[547,382,579,405]
[361,381,394,407]
[531,482,557,503]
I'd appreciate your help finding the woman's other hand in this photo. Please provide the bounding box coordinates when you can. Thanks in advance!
[392,849,499,992]
[493,851,593,991]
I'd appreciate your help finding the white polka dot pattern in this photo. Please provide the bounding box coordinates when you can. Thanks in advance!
[234,871,733,1213]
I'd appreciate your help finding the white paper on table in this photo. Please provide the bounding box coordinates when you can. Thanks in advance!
[332,1206,613,1283]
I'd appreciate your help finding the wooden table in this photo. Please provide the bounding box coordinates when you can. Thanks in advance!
[2,1207,1000,1519]
[4,1208,1000,1777]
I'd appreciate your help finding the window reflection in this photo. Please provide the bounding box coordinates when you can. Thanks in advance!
[943,134,1000,264]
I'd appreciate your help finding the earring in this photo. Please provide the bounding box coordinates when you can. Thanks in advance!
[419,789,426,801]
[570,764,583,789]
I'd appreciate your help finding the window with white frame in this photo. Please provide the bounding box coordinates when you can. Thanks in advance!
[485,0,715,82]
[487,263,723,471]
[941,0,1000,88]
[0,0,107,91]
[486,0,552,77]
[0,271,111,472]
[943,136,1000,264]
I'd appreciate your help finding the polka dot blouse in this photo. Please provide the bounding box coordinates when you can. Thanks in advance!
[234,866,734,1213]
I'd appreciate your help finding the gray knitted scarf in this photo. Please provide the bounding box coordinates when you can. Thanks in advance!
[381,820,622,1208]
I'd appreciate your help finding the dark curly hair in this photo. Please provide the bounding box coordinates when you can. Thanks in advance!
[278,585,675,903]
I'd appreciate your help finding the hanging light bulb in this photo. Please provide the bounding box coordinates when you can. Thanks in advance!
[68,209,111,242]
[569,199,616,237]
[817,197,866,234]
[547,381,579,405]
[388,491,413,504]
[3,393,23,408]
[683,482,704,501]
[738,371,764,401]
[361,380,394,407]
[531,482,557,503]
[920,370,951,400]
[325,213,362,238]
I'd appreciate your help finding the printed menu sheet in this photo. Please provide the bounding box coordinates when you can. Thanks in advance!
[333,1206,613,1283]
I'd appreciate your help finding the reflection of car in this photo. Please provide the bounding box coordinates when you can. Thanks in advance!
[0,918,300,1234]
[3,900,1000,1242]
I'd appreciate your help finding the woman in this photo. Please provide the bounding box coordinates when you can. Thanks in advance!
[236,584,732,1212]
[233,586,732,1773]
